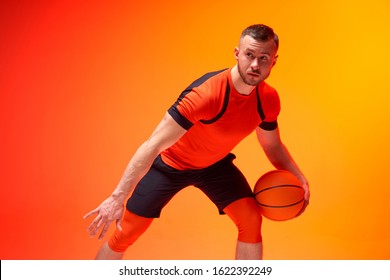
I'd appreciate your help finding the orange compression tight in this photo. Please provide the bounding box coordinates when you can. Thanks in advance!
[108,197,261,252]
[108,210,154,253]
[223,197,263,243]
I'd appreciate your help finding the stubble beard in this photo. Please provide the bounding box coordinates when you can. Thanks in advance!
[237,63,262,86]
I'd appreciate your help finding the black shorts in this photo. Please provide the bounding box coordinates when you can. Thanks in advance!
[126,153,254,218]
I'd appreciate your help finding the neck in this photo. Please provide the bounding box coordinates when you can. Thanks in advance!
[231,65,256,95]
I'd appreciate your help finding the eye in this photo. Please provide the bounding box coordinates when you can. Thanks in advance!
[260,56,269,61]
[246,52,255,59]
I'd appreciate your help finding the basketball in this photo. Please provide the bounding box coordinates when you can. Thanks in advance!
[254,170,305,221]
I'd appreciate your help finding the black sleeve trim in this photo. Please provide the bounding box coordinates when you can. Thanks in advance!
[200,79,230,124]
[259,121,278,131]
[168,106,194,130]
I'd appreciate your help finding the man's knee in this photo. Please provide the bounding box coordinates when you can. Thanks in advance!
[224,198,263,243]
[108,210,153,252]
[238,210,262,243]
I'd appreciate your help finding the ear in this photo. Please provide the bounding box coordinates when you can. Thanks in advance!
[272,55,279,66]
[234,47,239,60]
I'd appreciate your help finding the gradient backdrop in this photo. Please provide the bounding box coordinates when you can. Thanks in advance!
[1,0,389,260]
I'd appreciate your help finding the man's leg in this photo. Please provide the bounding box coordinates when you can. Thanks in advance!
[96,242,125,260]
[235,240,263,260]
[95,210,154,260]
[223,197,263,260]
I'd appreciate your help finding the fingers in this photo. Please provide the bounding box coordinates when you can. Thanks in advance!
[87,214,102,236]
[297,199,309,217]
[84,209,117,240]
[303,199,309,210]
[304,190,311,201]
[98,223,111,241]
[87,214,112,239]
[84,207,101,236]
[116,219,123,231]
[83,208,99,220]
[90,216,122,240]
[84,200,124,240]
[96,215,104,229]
[84,206,106,237]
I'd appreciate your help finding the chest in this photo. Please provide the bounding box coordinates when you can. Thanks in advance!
[200,93,260,138]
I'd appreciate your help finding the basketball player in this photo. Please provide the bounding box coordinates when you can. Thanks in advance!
[84,24,310,260]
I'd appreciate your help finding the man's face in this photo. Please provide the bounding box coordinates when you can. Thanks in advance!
[235,35,278,86]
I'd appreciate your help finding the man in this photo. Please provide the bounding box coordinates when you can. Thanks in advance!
[84,24,310,260]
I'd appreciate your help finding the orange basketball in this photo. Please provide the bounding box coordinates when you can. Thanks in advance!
[254,170,305,221]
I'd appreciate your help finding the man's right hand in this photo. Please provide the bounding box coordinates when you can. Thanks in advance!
[83,196,124,240]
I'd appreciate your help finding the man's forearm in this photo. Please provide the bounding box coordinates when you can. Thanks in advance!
[265,143,308,184]
[111,140,160,201]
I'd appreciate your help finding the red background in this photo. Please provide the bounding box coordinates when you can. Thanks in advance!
[1,0,390,259]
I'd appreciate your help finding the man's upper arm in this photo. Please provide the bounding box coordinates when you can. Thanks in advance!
[146,112,188,153]
[256,126,282,151]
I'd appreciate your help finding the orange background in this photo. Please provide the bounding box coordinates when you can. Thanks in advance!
[1,0,389,260]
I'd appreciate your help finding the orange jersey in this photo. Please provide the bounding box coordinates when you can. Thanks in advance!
[162,68,280,170]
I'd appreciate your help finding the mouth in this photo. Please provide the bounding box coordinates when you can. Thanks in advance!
[247,72,260,78]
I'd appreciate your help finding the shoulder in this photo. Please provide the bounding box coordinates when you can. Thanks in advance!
[168,68,230,125]
[261,82,279,98]
[258,82,281,116]
[186,68,229,92]
[187,69,230,108]
[193,69,229,95]
[260,82,280,105]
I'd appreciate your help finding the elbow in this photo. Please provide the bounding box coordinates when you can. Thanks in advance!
[261,139,284,154]
[142,139,164,158]
[142,134,172,157]
[261,141,286,162]
[132,139,160,165]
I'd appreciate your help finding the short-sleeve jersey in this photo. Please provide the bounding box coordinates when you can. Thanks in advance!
[162,68,280,170]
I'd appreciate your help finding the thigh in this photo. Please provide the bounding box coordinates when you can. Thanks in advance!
[195,154,254,214]
[126,156,190,218]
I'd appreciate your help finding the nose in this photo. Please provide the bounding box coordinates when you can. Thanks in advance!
[250,58,260,70]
